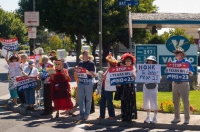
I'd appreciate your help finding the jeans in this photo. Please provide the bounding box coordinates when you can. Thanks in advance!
[24,88,35,105]
[100,89,115,118]
[78,80,94,118]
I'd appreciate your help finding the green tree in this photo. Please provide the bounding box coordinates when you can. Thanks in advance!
[48,35,63,50]
[0,8,28,44]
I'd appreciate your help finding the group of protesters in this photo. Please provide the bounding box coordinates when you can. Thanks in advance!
[5,47,194,124]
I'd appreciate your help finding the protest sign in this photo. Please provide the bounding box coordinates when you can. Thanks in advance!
[8,62,22,77]
[166,62,189,82]
[16,76,38,92]
[1,48,12,58]
[74,67,88,85]
[135,64,161,83]
[57,49,66,59]
[0,38,18,51]
[28,55,36,62]
[96,71,104,95]
[109,66,134,86]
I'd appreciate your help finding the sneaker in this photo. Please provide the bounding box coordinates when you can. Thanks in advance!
[171,118,181,123]
[184,119,189,124]
[77,116,84,120]
[144,117,151,123]
[151,117,157,124]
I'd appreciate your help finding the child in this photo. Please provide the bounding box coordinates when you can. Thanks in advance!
[143,56,161,124]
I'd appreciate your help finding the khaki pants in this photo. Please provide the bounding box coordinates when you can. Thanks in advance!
[172,82,190,120]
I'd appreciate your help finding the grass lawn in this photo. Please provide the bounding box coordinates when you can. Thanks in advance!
[112,90,200,114]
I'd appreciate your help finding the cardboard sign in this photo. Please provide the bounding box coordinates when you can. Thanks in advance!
[96,71,104,95]
[0,38,18,51]
[8,62,22,77]
[166,62,189,82]
[16,76,38,92]
[74,67,88,85]
[1,48,12,58]
[135,64,161,83]
[109,66,134,86]
[57,49,66,59]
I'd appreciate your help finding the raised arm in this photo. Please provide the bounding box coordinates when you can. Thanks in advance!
[5,50,10,64]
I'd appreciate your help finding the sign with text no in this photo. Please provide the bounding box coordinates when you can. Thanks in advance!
[109,66,134,86]
[166,62,189,82]
[24,12,39,26]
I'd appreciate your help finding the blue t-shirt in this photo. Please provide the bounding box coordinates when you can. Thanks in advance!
[173,59,195,72]
[78,60,95,79]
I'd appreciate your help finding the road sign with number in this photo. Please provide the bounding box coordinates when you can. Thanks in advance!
[24,12,39,26]
[119,0,139,6]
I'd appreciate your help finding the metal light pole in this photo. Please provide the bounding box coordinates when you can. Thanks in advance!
[198,28,200,48]
[33,0,36,51]
[99,0,102,70]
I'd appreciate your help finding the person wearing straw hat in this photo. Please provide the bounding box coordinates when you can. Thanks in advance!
[166,47,194,124]
[76,50,95,120]
[49,50,58,62]
[143,56,161,124]
[97,54,118,120]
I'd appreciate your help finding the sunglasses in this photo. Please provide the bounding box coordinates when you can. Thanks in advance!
[55,64,60,66]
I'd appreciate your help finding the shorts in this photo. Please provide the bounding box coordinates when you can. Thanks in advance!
[9,89,19,98]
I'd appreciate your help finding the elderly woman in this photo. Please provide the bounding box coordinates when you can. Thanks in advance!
[40,56,54,115]
[5,51,22,106]
[17,54,29,106]
[49,60,73,118]
[22,60,39,111]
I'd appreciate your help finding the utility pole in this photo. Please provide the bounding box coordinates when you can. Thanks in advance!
[99,0,102,70]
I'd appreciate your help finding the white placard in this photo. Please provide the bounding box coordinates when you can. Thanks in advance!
[1,48,12,58]
[57,49,66,59]
[135,64,161,83]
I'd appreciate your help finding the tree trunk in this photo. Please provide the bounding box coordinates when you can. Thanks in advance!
[92,44,97,65]
[76,34,82,65]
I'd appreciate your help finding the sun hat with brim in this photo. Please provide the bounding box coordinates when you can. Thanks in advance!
[28,60,35,65]
[50,50,56,54]
[173,47,186,57]
[146,56,157,62]
[79,54,94,61]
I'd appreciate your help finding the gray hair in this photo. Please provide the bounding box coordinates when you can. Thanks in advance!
[20,54,28,59]
[42,55,49,62]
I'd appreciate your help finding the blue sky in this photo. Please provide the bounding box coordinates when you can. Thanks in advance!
[0,0,200,34]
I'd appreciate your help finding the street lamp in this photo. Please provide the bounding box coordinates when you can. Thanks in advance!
[99,0,102,70]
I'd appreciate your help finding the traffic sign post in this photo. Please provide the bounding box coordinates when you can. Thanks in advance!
[28,27,37,39]
[24,12,39,26]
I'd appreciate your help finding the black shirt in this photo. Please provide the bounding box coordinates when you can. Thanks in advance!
[78,60,95,79]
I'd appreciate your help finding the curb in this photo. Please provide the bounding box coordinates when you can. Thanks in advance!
[5,103,200,131]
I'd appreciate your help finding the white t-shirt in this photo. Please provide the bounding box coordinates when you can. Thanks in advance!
[20,62,28,70]
[24,66,39,77]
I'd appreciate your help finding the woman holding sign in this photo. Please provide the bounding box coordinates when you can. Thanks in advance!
[49,60,73,118]
[166,48,194,124]
[5,51,22,106]
[120,53,137,122]
[97,54,118,120]
[76,50,95,120]
[142,56,161,124]
[22,60,39,111]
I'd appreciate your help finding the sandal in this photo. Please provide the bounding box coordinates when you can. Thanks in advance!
[69,112,76,117]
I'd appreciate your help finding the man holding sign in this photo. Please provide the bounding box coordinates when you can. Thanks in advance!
[166,47,194,124]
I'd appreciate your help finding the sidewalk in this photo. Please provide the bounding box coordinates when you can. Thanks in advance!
[3,82,200,131]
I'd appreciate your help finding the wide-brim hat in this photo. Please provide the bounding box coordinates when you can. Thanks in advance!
[50,50,56,54]
[146,56,157,62]
[106,54,118,66]
[79,54,94,61]
[173,47,186,57]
